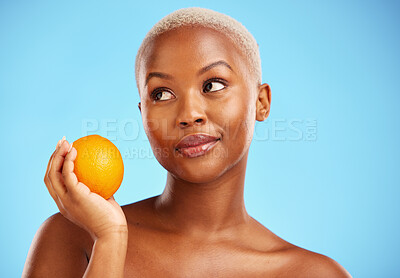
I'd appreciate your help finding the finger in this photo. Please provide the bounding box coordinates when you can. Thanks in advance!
[107,195,118,206]
[62,146,93,199]
[45,164,67,215]
[44,153,57,196]
[44,183,67,215]
[44,139,64,203]
[62,145,79,190]
[44,174,59,203]
[46,137,66,180]
[49,140,71,197]
[45,139,62,181]
[44,138,71,216]
[45,165,68,215]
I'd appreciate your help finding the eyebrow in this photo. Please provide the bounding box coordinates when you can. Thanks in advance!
[197,60,233,75]
[145,72,172,86]
[145,60,233,86]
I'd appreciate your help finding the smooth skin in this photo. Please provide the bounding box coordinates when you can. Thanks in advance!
[23,26,351,277]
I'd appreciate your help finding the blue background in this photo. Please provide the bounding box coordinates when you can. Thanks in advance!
[1,0,399,277]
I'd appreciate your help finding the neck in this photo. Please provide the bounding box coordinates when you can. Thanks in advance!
[154,150,251,236]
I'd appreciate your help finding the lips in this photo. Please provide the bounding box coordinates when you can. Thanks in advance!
[175,133,219,149]
[175,133,220,158]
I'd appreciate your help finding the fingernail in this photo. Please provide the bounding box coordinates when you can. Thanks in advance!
[56,139,61,150]
[67,142,73,153]
[56,136,66,151]
[60,136,66,147]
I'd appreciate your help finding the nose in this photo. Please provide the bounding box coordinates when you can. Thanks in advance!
[176,91,207,128]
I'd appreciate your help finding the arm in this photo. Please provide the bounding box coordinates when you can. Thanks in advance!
[22,213,89,277]
[298,252,352,278]
[23,138,128,277]
[23,213,128,278]
[84,229,128,278]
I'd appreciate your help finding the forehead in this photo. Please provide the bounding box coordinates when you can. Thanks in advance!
[138,26,250,86]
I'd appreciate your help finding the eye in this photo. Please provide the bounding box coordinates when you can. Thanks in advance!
[151,89,175,101]
[203,79,226,93]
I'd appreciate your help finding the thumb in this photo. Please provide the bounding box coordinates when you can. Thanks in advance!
[108,195,115,201]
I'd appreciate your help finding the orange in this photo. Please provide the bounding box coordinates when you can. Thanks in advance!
[72,135,124,199]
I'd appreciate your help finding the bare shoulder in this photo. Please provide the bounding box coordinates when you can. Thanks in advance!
[121,196,159,227]
[278,245,352,278]
[22,213,93,278]
[248,219,351,277]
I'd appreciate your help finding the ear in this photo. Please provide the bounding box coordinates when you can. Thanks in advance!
[256,83,271,121]
[138,102,141,114]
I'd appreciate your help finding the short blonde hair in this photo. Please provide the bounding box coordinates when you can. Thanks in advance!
[135,7,262,90]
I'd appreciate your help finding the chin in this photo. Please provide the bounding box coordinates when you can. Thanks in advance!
[158,151,231,184]
[171,166,227,184]
[151,140,249,184]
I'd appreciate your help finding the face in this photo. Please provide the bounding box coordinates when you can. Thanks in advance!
[137,26,269,183]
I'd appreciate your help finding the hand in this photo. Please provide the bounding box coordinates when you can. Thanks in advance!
[44,137,128,240]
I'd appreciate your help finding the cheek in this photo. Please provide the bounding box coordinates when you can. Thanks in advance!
[142,108,167,149]
[213,90,256,151]
[142,107,179,166]
[142,102,175,138]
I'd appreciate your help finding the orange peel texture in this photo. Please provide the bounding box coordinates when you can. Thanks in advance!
[73,135,124,199]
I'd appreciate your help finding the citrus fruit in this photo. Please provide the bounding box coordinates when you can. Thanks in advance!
[72,135,124,199]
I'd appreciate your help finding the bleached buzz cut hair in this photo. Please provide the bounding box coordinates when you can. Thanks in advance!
[134,7,262,90]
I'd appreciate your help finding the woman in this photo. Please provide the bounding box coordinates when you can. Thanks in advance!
[23,7,351,277]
